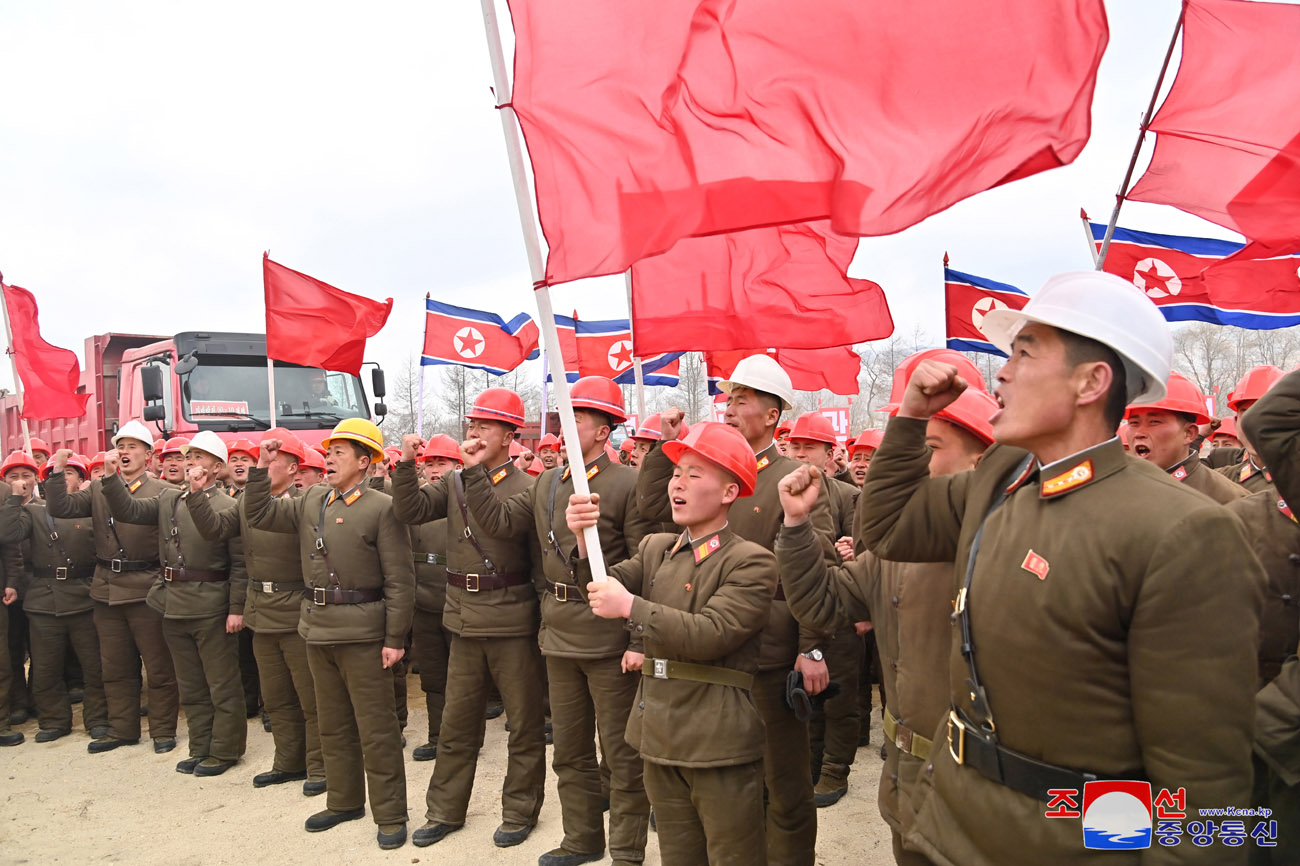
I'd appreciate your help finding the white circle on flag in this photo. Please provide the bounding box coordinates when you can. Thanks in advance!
[454,326,486,359]
[971,296,1008,335]
[607,339,634,372]
[1133,258,1181,298]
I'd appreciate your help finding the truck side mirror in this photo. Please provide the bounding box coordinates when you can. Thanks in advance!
[371,368,387,399]
[374,402,388,419]
[143,405,166,422]
[141,365,165,403]
[174,352,198,376]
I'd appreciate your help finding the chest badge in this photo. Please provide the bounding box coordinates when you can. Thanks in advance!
[1021,549,1050,580]
[335,517,344,524]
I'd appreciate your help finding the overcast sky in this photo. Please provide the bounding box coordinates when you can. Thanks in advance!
[0,0,1268,404]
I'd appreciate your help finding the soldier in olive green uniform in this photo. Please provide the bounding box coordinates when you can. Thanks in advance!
[861,272,1261,866]
[407,435,460,763]
[185,429,326,795]
[243,420,414,850]
[392,388,546,850]
[458,377,654,866]
[0,476,23,747]
[101,431,248,776]
[45,423,180,754]
[1239,369,1300,863]
[576,421,777,866]
[0,458,108,742]
[637,357,836,866]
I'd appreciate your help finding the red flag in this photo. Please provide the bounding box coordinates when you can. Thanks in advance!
[1,283,90,420]
[263,254,392,376]
[630,222,892,355]
[705,347,861,397]
[510,0,1108,283]
[1128,0,1300,259]
[421,299,540,375]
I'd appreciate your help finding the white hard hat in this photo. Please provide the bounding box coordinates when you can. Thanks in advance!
[181,430,228,464]
[112,420,157,450]
[980,271,1172,404]
[719,354,795,411]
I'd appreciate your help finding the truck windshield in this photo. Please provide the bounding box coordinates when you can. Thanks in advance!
[182,363,368,428]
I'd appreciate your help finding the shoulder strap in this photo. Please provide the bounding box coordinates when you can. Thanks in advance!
[102,479,129,558]
[315,491,341,588]
[42,507,73,567]
[452,469,498,574]
[169,494,187,569]
[957,454,1034,733]
[544,467,567,560]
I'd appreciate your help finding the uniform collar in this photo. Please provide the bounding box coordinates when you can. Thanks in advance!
[327,481,367,507]
[669,525,734,566]
[488,460,515,486]
[756,443,780,473]
[1167,449,1200,482]
[1239,455,1271,484]
[1014,436,1125,500]
[562,451,610,482]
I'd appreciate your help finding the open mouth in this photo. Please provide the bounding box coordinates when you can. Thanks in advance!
[1133,444,1151,458]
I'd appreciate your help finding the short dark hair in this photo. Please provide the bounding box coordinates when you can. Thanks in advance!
[755,391,783,415]
[1058,329,1128,431]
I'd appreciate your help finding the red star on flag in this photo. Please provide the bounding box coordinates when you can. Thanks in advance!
[610,341,633,370]
[1136,263,1172,294]
[456,331,483,355]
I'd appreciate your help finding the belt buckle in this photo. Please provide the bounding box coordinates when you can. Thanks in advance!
[163,566,175,582]
[465,573,479,592]
[554,583,568,602]
[312,587,327,606]
[896,724,913,755]
[426,553,437,565]
[652,659,668,679]
[261,581,275,593]
[947,710,966,765]
[55,566,69,581]
[111,558,123,573]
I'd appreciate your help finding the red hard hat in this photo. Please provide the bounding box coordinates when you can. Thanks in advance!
[89,452,107,471]
[849,429,883,457]
[1227,365,1283,412]
[27,437,50,457]
[775,422,792,439]
[160,437,191,457]
[1117,420,1129,446]
[153,439,167,454]
[537,433,561,452]
[227,438,260,459]
[301,448,326,471]
[619,438,636,454]
[1211,417,1239,442]
[604,442,620,461]
[662,421,757,498]
[934,388,997,445]
[632,414,663,442]
[420,434,463,463]
[787,411,837,445]
[1127,372,1211,425]
[1,450,39,477]
[570,376,627,424]
[263,428,308,464]
[466,388,526,427]
[509,440,525,458]
[526,459,544,476]
[882,349,989,413]
[39,454,88,481]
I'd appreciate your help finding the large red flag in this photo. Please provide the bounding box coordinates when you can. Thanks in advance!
[263,254,392,376]
[1,282,90,420]
[510,0,1108,284]
[630,222,892,355]
[705,348,861,397]
[1128,0,1300,259]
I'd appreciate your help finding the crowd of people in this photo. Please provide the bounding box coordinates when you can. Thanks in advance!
[0,270,1297,866]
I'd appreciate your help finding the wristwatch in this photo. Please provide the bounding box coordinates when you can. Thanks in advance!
[801,649,824,662]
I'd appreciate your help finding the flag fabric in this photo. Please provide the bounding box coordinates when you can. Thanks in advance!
[263,254,392,376]
[1127,0,1300,260]
[509,0,1109,284]
[944,269,1031,356]
[1091,222,1300,329]
[543,314,581,384]
[1,282,90,420]
[705,348,861,397]
[630,221,893,354]
[615,354,682,388]
[575,318,635,379]
[421,299,541,375]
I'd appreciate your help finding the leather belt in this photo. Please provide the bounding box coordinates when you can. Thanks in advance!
[548,581,584,603]
[162,566,227,583]
[96,557,160,573]
[946,709,1116,803]
[642,658,753,691]
[883,707,932,761]
[32,565,96,581]
[414,552,447,566]
[253,581,307,593]
[446,570,529,592]
[310,586,383,605]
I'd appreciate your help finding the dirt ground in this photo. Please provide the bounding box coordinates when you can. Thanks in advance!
[0,677,895,866]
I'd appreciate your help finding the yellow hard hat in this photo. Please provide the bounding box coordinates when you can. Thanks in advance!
[321,418,385,461]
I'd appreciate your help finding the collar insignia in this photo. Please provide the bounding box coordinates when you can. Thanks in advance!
[1279,498,1296,524]
[1021,549,1050,580]
[692,534,722,564]
[491,467,509,485]
[756,455,771,473]
[127,478,144,493]
[343,488,362,506]
[1005,461,1037,495]
[1171,465,1188,481]
[1041,460,1093,498]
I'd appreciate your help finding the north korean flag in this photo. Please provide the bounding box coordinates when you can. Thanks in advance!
[1091,222,1300,330]
[546,314,581,384]
[575,318,636,379]
[944,268,1030,357]
[615,353,683,387]
[421,299,540,376]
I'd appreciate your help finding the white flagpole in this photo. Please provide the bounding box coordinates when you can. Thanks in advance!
[267,358,277,429]
[480,0,608,580]
[624,272,647,424]
[0,279,35,457]
[417,292,429,437]
[1080,208,1100,267]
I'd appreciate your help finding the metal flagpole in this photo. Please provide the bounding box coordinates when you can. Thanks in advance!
[1080,208,1100,267]
[0,278,35,456]
[624,272,647,424]
[417,292,429,437]
[479,0,608,579]
[267,358,277,429]
[1095,10,1186,271]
